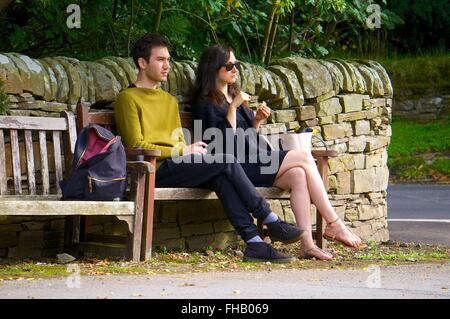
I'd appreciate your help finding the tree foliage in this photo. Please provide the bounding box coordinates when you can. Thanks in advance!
[0,0,446,63]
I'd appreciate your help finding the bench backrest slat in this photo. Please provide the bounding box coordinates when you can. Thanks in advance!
[76,103,195,141]
[0,130,7,194]
[24,130,36,195]
[10,129,22,195]
[0,116,68,130]
[52,131,63,194]
[0,112,77,196]
[38,130,50,195]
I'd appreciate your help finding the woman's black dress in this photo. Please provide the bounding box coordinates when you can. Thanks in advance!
[193,98,288,187]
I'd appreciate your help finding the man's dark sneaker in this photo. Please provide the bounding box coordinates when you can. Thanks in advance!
[266,219,304,244]
[243,242,296,263]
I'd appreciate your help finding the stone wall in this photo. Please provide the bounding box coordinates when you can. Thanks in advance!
[0,53,393,258]
[393,95,450,121]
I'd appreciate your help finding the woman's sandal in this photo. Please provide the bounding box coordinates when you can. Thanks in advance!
[323,218,368,250]
[299,245,335,260]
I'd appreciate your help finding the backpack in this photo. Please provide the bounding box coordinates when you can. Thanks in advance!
[60,124,127,201]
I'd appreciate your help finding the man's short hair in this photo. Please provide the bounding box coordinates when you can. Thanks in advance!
[131,33,169,68]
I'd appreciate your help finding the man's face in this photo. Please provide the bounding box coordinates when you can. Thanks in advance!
[138,46,171,82]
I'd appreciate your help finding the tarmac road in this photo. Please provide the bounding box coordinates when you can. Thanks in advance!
[0,262,449,299]
[387,183,450,245]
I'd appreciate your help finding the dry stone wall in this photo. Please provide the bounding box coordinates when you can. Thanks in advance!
[0,52,393,258]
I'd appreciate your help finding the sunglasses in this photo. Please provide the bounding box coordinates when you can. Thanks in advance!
[221,61,241,71]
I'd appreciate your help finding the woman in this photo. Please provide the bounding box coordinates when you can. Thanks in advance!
[191,45,367,260]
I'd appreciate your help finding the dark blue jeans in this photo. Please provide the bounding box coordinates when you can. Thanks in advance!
[155,153,272,241]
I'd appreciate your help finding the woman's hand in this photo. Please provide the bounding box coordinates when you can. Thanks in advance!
[182,141,208,155]
[254,102,271,123]
[230,91,251,110]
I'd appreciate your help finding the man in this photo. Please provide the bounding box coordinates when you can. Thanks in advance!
[114,33,303,263]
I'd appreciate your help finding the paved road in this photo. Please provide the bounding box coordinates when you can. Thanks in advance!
[387,183,450,245]
[0,263,448,299]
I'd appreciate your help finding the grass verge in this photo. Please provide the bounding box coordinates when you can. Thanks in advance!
[0,241,448,281]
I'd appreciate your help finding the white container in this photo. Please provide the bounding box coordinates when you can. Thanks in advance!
[278,132,312,152]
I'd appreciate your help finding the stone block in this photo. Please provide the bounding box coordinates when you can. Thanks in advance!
[273,109,297,123]
[22,222,49,231]
[319,116,335,125]
[314,98,342,117]
[181,223,214,237]
[363,98,386,109]
[185,234,215,251]
[328,157,346,175]
[352,166,389,193]
[300,119,319,127]
[0,224,22,232]
[348,136,367,153]
[213,232,240,250]
[338,94,369,113]
[281,206,296,225]
[366,136,390,152]
[50,219,66,230]
[213,220,235,233]
[0,232,19,248]
[295,105,316,121]
[345,208,359,222]
[353,120,371,135]
[328,175,338,192]
[336,171,351,195]
[336,111,366,122]
[329,142,348,154]
[153,227,181,242]
[154,238,185,251]
[366,151,384,168]
[322,123,347,140]
[310,90,336,103]
[267,200,284,218]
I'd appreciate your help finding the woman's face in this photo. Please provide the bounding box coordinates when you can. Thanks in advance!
[217,51,238,85]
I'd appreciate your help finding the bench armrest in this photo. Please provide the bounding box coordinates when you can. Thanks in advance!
[126,161,155,174]
[125,148,161,158]
[311,150,338,158]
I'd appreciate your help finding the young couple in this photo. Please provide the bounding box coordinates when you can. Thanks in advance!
[115,33,366,263]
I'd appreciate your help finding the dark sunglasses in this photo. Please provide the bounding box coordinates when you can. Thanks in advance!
[221,61,240,71]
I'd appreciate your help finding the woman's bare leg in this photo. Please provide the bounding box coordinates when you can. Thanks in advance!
[276,150,363,248]
[274,167,333,260]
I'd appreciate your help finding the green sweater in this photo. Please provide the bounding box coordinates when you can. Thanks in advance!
[114,87,186,169]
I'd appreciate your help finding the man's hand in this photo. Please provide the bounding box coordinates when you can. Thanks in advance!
[182,141,208,155]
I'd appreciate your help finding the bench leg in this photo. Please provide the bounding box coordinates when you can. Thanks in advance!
[64,216,80,255]
[141,158,156,261]
[315,156,329,249]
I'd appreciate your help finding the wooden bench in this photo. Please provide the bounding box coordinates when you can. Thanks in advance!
[77,102,338,260]
[0,112,152,262]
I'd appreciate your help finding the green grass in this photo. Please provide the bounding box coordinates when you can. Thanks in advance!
[0,79,9,115]
[380,54,450,98]
[0,242,448,281]
[388,116,450,181]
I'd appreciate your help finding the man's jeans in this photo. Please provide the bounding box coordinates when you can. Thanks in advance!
[155,153,272,241]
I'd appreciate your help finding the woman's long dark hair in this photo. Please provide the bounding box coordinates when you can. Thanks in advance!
[190,45,241,107]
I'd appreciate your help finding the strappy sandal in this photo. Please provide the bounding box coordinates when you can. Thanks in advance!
[323,218,367,250]
[299,245,335,260]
